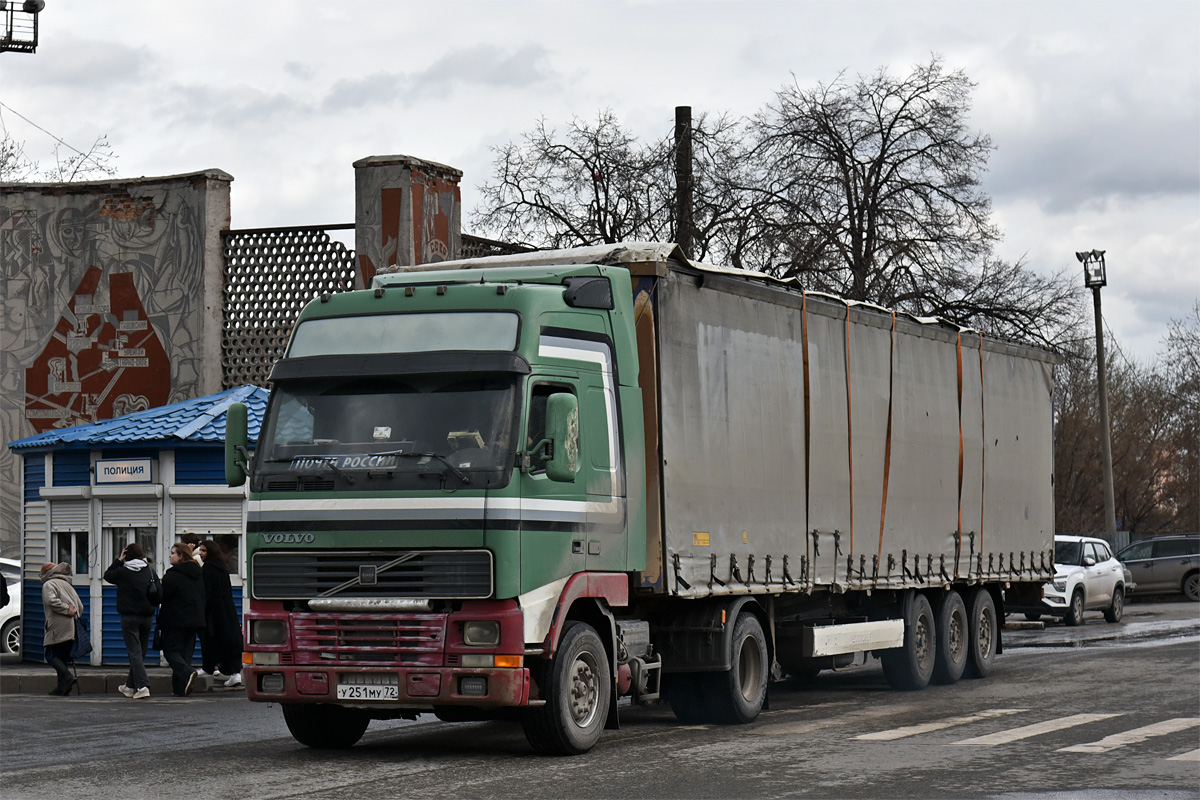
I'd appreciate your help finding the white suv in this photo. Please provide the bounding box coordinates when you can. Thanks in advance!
[1022,536,1126,626]
[1,557,22,656]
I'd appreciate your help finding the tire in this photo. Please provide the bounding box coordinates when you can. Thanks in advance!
[1023,612,1041,622]
[665,672,709,724]
[1103,586,1124,623]
[522,621,611,755]
[704,612,769,725]
[281,703,370,749]
[1182,572,1200,603]
[932,590,968,685]
[1064,589,1085,626]
[881,591,936,691]
[964,588,997,679]
[1,618,20,657]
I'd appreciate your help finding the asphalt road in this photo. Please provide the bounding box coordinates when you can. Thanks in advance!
[1,608,1197,800]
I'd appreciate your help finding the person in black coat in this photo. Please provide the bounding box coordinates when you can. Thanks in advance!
[196,539,244,687]
[103,542,158,698]
[160,541,205,696]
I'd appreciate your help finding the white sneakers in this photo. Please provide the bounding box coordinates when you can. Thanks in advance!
[133,686,150,699]
[118,685,136,698]
[223,672,243,688]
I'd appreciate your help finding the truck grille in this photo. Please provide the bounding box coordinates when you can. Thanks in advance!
[251,550,493,600]
[292,614,445,665]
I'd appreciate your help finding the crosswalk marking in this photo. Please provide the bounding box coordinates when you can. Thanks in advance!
[1167,749,1200,762]
[951,713,1122,746]
[1059,718,1200,754]
[852,709,1028,741]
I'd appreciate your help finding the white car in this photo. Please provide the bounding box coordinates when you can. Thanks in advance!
[1018,536,1125,626]
[1,557,21,656]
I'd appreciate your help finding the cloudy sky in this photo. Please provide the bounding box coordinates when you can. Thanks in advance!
[2,0,1197,362]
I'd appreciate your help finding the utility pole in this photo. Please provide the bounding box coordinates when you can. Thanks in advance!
[674,106,693,259]
[1077,249,1118,544]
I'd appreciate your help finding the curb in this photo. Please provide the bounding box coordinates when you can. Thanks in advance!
[0,668,234,696]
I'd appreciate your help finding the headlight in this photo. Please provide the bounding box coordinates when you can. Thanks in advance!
[1052,577,1067,592]
[251,619,288,645]
[463,620,500,646]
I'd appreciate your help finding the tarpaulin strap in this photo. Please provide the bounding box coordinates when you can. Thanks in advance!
[709,553,726,588]
[724,554,744,585]
[782,555,795,586]
[978,332,986,555]
[744,554,755,585]
[879,311,896,567]
[672,553,690,592]
[844,307,854,554]
[955,331,965,578]
[764,555,773,585]
[802,293,813,578]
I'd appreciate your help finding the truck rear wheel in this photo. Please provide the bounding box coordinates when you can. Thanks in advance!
[705,612,768,725]
[881,591,936,691]
[522,621,611,755]
[281,703,370,749]
[932,590,968,685]
[964,588,997,679]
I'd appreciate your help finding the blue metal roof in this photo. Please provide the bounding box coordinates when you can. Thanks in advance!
[8,385,268,451]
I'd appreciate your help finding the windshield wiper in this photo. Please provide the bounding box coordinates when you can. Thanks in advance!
[374,450,471,485]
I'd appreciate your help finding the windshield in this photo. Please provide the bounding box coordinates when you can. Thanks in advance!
[254,375,518,491]
[1054,540,1082,567]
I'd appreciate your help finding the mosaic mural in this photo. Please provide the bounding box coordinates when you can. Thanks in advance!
[0,172,231,553]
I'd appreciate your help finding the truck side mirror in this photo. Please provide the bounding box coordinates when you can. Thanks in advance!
[544,393,579,483]
[225,402,249,487]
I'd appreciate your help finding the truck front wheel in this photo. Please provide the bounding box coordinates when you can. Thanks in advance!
[523,621,611,755]
[705,612,768,725]
[281,703,370,749]
[881,591,936,690]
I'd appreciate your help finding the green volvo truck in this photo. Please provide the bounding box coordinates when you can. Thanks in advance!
[225,242,1056,754]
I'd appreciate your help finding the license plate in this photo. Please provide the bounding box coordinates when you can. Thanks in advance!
[336,684,399,701]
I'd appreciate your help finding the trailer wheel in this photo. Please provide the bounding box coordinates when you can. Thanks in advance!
[964,588,997,679]
[281,703,370,749]
[665,672,709,724]
[522,621,610,755]
[881,591,936,691]
[704,612,769,725]
[931,590,968,685]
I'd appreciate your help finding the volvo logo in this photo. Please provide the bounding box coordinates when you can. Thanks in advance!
[358,565,378,585]
[263,533,316,544]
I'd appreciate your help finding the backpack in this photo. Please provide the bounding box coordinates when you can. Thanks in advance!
[146,569,162,607]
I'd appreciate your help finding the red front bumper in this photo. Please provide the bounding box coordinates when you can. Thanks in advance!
[244,664,531,708]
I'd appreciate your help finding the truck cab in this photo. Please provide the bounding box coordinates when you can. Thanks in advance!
[226,264,650,753]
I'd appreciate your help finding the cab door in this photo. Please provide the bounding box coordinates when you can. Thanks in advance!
[519,378,588,593]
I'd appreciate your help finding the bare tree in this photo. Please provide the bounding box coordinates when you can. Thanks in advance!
[1055,311,1199,538]
[473,111,673,249]
[0,130,117,182]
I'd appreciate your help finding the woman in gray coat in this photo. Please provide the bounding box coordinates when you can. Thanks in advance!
[40,562,83,696]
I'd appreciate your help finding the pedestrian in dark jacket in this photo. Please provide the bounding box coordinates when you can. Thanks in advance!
[103,542,158,699]
[160,541,205,696]
[196,539,244,687]
[40,562,82,696]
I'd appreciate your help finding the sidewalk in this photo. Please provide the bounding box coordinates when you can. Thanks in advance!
[0,663,240,696]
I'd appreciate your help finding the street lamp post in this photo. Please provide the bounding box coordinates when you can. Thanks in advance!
[1076,249,1118,544]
